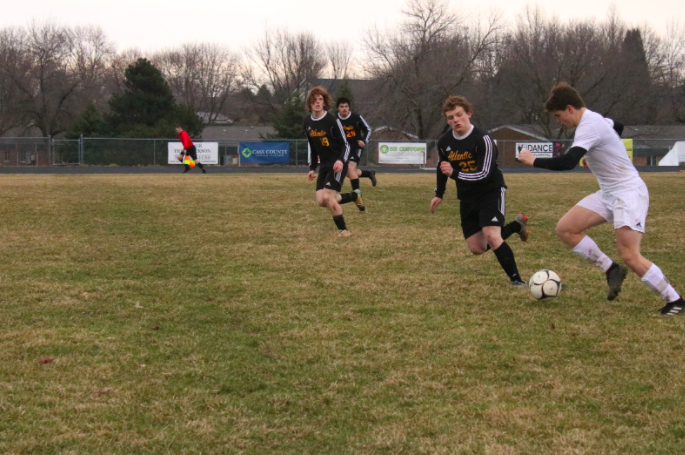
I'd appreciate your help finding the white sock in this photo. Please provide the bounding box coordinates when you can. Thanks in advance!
[572,236,614,272]
[641,263,681,303]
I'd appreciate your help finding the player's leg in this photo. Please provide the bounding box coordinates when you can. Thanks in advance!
[323,168,352,236]
[483,188,524,285]
[347,154,366,212]
[501,213,529,242]
[557,198,628,300]
[355,148,377,187]
[188,146,206,173]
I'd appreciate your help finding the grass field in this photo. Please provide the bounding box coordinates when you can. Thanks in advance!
[1,172,685,454]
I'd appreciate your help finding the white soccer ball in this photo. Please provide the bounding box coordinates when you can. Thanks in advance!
[529,269,562,300]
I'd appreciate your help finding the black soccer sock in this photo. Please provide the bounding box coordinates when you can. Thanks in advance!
[338,192,358,204]
[501,220,522,240]
[333,214,347,230]
[350,178,360,191]
[183,164,190,172]
[360,170,371,178]
[196,162,204,169]
[493,242,522,281]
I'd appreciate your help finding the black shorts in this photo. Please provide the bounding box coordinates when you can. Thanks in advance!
[348,146,363,164]
[460,187,506,239]
[316,164,348,192]
[185,145,197,160]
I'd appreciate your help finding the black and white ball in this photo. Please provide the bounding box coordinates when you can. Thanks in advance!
[529,269,561,300]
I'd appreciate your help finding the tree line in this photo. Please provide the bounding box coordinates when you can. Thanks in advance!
[1,0,683,140]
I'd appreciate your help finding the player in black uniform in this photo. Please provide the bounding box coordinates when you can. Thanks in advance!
[430,96,529,286]
[304,86,361,237]
[336,97,376,212]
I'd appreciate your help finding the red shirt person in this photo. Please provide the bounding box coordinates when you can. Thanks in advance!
[175,126,206,174]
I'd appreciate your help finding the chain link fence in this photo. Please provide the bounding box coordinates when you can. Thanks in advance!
[1,137,684,167]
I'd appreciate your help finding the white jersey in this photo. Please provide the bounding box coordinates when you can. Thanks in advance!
[572,109,643,194]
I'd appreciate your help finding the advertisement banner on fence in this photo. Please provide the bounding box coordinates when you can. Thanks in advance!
[168,142,219,164]
[378,142,426,164]
[239,142,290,164]
[515,142,554,158]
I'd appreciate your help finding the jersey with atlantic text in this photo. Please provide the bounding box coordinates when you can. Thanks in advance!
[337,112,371,147]
[435,125,505,200]
[304,112,350,171]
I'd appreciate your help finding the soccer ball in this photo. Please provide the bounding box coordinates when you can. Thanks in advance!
[529,269,561,300]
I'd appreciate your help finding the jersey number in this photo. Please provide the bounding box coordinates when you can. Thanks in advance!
[346,131,356,138]
[459,160,477,172]
[321,137,329,147]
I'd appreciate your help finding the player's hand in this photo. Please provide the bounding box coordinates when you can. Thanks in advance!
[430,197,442,213]
[357,140,366,148]
[517,149,535,166]
[440,161,453,176]
[333,160,343,173]
[307,170,315,181]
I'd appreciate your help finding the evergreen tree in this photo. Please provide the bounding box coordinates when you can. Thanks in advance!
[105,58,203,137]
[269,93,308,139]
[64,104,107,139]
[334,77,355,107]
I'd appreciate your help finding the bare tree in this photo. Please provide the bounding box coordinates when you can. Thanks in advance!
[363,0,502,139]
[153,43,240,125]
[325,41,354,79]
[0,28,26,135]
[1,22,115,137]
[245,28,326,106]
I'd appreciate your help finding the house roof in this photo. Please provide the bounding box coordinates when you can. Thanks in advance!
[622,124,685,139]
[488,125,549,141]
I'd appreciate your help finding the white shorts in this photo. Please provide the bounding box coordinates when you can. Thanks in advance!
[576,183,649,233]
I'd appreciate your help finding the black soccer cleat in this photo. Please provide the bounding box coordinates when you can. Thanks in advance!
[660,298,685,316]
[202,169,207,174]
[606,263,629,301]
[514,213,529,242]
[511,278,526,287]
[369,170,377,187]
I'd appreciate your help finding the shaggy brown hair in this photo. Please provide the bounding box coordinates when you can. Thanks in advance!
[442,96,473,118]
[306,86,332,112]
[544,82,586,112]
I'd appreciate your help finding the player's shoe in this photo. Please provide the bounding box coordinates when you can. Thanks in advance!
[183,167,190,173]
[511,278,527,287]
[354,190,366,212]
[337,229,351,238]
[606,263,629,301]
[202,168,207,174]
[369,170,377,187]
[514,213,529,242]
[659,297,685,316]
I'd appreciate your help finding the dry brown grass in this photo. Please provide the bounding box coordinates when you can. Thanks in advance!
[0,172,684,454]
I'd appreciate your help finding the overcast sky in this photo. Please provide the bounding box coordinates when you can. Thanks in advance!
[1,0,682,53]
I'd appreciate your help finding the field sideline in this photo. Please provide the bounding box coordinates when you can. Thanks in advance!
[1,173,684,454]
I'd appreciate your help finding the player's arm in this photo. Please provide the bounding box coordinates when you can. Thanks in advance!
[332,118,350,171]
[433,147,448,203]
[304,124,319,174]
[520,146,588,170]
[358,115,371,145]
[607,118,624,137]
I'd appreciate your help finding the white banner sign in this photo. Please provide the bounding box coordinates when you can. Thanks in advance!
[516,142,553,158]
[168,142,219,164]
[378,142,426,164]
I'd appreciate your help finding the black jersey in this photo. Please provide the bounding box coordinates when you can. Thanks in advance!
[304,112,350,171]
[337,112,371,146]
[435,125,505,200]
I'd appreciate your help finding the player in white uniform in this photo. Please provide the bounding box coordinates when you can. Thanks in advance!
[518,82,684,315]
